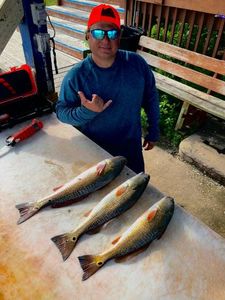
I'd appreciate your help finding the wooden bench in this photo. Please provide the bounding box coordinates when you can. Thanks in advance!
[137,36,225,130]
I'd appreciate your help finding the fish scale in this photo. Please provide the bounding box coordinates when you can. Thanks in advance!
[78,196,175,281]
[114,230,159,258]
[51,182,100,206]
[16,156,127,224]
[82,178,150,233]
[102,198,174,261]
[85,209,118,231]
[51,173,150,261]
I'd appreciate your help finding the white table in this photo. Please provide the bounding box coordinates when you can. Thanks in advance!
[0,114,225,300]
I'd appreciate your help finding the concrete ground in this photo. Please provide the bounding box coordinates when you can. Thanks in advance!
[143,146,225,239]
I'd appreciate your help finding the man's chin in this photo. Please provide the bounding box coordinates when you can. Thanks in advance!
[98,47,114,54]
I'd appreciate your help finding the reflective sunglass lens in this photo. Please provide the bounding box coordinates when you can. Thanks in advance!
[91,29,105,40]
[91,29,119,40]
[108,30,119,40]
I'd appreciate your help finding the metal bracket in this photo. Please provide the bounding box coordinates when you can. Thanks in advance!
[35,33,50,54]
[30,3,47,27]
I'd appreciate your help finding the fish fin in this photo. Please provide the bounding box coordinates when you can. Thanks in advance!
[51,194,89,208]
[53,185,63,192]
[147,208,158,222]
[112,236,121,245]
[115,185,128,197]
[51,233,77,261]
[15,202,40,224]
[84,209,92,217]
[78,255,103,281]
[115,244,151,263]
[96,162,106,176]
[86,226,103,235]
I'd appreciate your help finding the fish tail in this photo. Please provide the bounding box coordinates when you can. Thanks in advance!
[51,233,77,261]
[15,202,40,224]
[78,254,104,281]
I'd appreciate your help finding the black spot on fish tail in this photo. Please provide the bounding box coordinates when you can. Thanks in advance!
[51,233,77,261]
[15,202,40,224]
[78,255,103,281]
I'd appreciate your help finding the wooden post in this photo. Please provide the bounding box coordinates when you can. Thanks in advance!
[0,0,24,55]
[175,102,190,130]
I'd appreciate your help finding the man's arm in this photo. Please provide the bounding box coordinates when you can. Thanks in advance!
[142,65,160,148]
[55,67,112,128]
[55,74,98,127]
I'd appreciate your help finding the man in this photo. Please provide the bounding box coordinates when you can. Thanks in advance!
[55,4,160,173]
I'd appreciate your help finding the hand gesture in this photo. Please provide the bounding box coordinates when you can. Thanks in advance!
[78,91,112,113]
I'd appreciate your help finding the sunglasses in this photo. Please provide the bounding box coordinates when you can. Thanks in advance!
[90,29,120,40]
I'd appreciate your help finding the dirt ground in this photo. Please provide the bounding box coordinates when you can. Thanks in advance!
[143,146,225,239]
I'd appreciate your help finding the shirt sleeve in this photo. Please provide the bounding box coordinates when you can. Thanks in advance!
[55,68,98,128]
[141,59,160,142]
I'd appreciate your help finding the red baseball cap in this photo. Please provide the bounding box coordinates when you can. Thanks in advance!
[87,4,121,30]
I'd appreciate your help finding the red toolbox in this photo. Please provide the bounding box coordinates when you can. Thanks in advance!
[0,64,54,130]
[0,64,37,105]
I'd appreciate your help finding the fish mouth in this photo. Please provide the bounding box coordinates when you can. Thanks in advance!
[135,172,150,183]
[144,174,150,181]
[109,156,127,170]
[131,173,150,191]
[136,172,150,178]
[167,196,175,205]
[159,196,175,212]
[114,156,127,164]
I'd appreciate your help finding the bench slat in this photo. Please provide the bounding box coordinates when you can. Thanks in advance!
[139,36,225,75]
[137,50,225,95]
[153,72,225,120]
[137,35,225,124]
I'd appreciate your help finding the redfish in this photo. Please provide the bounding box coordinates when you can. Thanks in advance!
[51,172,150,260]
[16,156,127,224]
[78,196,174,280]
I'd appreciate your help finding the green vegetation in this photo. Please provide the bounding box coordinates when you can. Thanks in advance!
[141,108,149,138]
[158,94,184,147]
[149,22,219,56]
[141,94,184,148]
[44,0,58,6]
[141,20,224,150]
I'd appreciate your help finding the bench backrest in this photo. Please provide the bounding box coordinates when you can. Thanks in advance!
[137,36,225,97]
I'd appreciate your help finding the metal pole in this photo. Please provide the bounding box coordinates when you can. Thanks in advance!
[19,0,55,96]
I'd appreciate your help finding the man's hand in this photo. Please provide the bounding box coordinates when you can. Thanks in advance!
[78,91,112,112]
[143,139,156,150]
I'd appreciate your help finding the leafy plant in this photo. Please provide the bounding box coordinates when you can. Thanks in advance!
[44,0,58,5]
[149,21,222,57]
[141,108,148,137]
[141,94,184,148]
[144,19,225,149]
[159,94,184,147]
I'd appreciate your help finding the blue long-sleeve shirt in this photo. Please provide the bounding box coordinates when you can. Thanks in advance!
[56,50,160,172]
